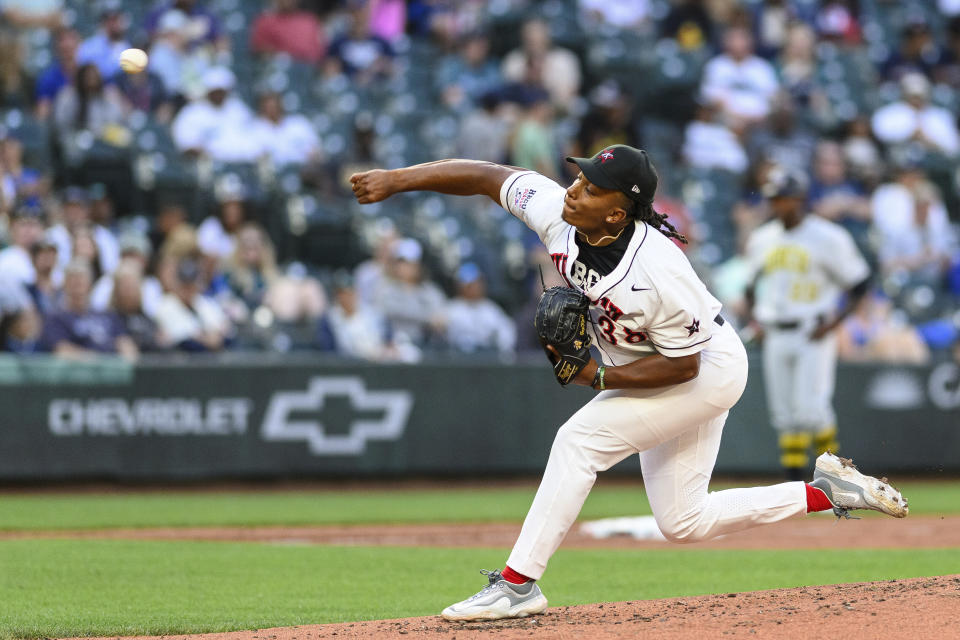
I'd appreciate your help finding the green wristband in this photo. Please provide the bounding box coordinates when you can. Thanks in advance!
[592,366,606,390]
[599,366,606,390]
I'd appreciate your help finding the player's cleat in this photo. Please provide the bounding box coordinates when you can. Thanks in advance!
[441,569,548,621]
[810,452,909,519]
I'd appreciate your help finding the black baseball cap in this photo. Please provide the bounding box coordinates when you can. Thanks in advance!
[566,144,658,204]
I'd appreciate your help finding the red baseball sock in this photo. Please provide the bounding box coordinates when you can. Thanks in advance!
[806,484,833,513]
[502,565,532,584]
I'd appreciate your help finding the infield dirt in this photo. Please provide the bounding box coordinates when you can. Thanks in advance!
[67,574,960,640]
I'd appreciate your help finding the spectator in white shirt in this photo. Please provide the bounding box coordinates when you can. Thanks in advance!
[148,9,209,99]
[373,237,446,348]
[252,92,320,167]
[197,174,246,263]
[871,162,957,279]
[682,96,748,172]
[171,66,262,162]
[47,186,119,278]
[155,257,232,352]
[325,273,393,361]
[701,26,780,126]
[871,72,960,157]
[0,204,45,285]
[446,263,516,354]
[90,231,163,319]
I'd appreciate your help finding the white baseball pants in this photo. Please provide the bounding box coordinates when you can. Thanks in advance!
[762,328,838,432]
[506,324,808,580]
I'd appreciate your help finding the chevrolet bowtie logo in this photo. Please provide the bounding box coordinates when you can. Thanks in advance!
[261,377,414,455]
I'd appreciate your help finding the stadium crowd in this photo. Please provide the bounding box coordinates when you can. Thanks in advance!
[0,0,958,363]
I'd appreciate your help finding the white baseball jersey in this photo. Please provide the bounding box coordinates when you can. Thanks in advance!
[745,215,869,324]
[501,171,728,366]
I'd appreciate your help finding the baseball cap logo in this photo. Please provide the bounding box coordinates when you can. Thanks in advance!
[599,149,614,163]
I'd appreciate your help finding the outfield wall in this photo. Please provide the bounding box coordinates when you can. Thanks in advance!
[0,354,956,480]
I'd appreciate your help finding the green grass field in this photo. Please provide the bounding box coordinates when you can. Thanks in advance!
[1,481,959,639]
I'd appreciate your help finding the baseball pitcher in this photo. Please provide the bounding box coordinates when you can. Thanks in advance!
[350,146,905,622]
[745,166,871,480]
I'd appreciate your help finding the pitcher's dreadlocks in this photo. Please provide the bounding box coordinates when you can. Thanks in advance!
[627,199,687,244]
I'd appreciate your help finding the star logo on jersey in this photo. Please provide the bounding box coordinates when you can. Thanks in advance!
[685,318,700,337]
[599,149,615,163]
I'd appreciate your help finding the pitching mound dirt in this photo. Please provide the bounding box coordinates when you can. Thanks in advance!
[70,574,960,640]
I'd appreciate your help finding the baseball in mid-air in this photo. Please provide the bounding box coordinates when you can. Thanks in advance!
[119,48,148,74]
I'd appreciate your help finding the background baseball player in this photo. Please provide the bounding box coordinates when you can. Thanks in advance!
[349,146,906,622]
[745,167,871,480]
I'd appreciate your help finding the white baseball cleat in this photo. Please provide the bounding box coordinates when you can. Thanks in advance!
[441,570,548,621]
[810,452,909,519]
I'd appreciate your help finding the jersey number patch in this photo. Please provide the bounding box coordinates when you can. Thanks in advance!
[597,315,647,346]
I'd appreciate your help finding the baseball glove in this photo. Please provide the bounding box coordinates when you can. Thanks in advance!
[534,286,593,386]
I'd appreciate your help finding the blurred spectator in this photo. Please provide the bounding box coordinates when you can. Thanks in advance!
[436,32,502,111]
[323,273,393,361]
[91,231,162,319]
[171,67,261,161]
[776,23,826,112]
[326,5,395,82]
[701,26,779,125]
[934,16,960,88]
[250,0,325,64]
[569,80,637,162]
[353,223,397,306]
[446,263,516,354]
[0,0,62,32]
[47,186,120,278]
[223,223,327,325]
[871,73,960,158]
[145,0,227,51]
[814,0,861,46]
[155,224,200,293]
[40,258,137,360]
[579,0,650,31]
[0,275,39,352]
[70,224,104,282]
[155,257,232,352]
[251,92,321,167]
[76,1,131,80]
[113,63,172,121]
[747,92,816,173]
[660,0,714,51]
[842,117,883,187]
[148,9,210,101]
[367,0,406,43]
[264,261,327,324]
[0,29,31,109]
[881,20,939,82]
[223,223,277,313]
[510,92,559,179]
[198,174,246,263]
[809,141,871,231]
[682,96,748,173]
[109,263,159,352]
[837,292,930,363]
[0,205,45,285]
[0,130,45,214]
[149,201,188,254]
[502,19,581,112]
[373,238,446,349]
[35,27,79,119]
[87,183,114,232]
[751,0,795,58]
[457,94,511,162]
[25,236,59,315]
[871,163,957,280]
[52,63,129,147]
